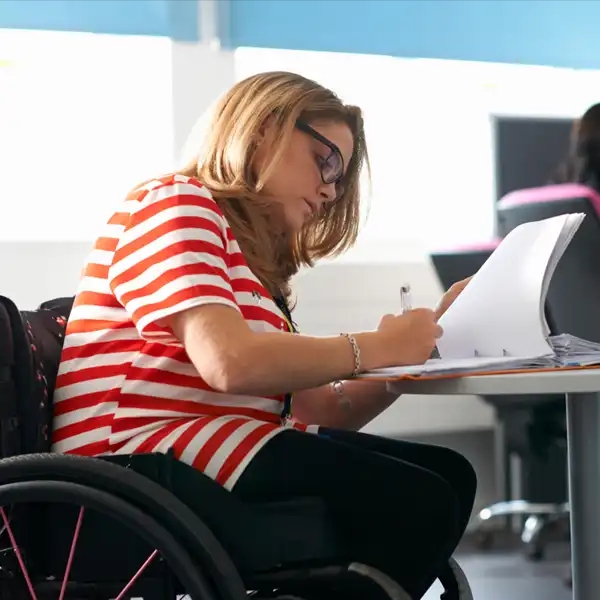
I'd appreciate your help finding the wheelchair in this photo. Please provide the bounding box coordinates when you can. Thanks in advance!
[0,294,474,600]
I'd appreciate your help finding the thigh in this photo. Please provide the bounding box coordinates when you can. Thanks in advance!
[321,428,477,496]
[233,428,461,600]
[320,428,477,534]
[233,428,458,523]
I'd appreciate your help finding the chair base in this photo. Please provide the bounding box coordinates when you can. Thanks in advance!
[475,499,570,560]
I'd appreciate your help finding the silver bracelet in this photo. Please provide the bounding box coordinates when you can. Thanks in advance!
[340,332,361,377]
[332,380,352,411]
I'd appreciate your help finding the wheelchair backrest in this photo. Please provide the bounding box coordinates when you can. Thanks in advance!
[0,295,73,456]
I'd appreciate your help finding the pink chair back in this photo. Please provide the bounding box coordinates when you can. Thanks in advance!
[432,239,501,255]
[499,183,600,217]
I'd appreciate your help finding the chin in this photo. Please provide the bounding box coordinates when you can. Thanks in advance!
[281,212,306,234]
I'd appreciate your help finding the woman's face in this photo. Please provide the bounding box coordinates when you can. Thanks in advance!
[254,119,355,232]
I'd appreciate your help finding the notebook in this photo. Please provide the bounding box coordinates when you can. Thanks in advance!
[362,212,600,380]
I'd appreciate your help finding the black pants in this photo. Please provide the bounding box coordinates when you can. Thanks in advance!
[233,427,477,599]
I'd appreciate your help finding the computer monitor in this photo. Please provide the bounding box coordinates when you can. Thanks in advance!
[492,115,574,202]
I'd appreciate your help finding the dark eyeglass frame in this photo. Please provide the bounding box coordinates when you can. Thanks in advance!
[295,119,345,187]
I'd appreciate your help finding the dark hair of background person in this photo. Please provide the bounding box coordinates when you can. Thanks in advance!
[551,103,600,189]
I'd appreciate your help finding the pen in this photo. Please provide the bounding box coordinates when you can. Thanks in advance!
[400,284,412,314]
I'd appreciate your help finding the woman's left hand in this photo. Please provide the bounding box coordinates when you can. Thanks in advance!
[435,277,472,321]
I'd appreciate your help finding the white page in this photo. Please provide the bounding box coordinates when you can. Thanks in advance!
[541,213,585,304]
[360,355,534,379]
[539,213,585,335]
[435,214,576,360]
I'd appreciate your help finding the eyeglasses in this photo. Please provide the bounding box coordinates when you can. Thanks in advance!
[295,120,345,189]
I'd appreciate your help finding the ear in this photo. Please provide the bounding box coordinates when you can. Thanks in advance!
[256,115,277,142]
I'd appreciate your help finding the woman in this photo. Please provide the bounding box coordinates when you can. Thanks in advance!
[552,102,600,190]
[52,71,476,599]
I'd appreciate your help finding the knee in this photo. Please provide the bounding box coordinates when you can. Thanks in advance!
[439,447,477,504]
[424,474,462,541]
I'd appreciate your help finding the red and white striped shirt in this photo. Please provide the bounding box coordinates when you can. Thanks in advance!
[51,174,311,490]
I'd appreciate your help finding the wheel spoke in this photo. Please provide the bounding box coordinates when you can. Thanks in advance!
[0,507,37,600]
[59,506,85,600]
[114,549,159,600]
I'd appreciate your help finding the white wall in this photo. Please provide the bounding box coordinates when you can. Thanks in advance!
[0,242,90,310]
[0,30,175,242]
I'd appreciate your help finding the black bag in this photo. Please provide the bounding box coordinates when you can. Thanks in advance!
[0,295,73,456]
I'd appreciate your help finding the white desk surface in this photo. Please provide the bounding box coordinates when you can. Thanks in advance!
[387,368,600,396]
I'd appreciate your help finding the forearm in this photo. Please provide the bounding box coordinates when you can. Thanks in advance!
[175,304,388,397]
[229,330,383,397]
[292,379,399,430]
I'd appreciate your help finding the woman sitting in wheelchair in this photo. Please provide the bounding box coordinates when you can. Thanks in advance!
[51,71,476,600]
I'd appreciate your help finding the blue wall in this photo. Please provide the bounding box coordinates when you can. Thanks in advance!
[227,0,600,69]
[0,0,198,41]
[2,0,600,69]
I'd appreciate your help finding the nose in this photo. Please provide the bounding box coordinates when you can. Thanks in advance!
[318,181,337,205]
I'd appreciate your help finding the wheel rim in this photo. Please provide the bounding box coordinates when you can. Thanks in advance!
[0,480,217,600]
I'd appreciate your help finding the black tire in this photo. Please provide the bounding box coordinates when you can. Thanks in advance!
[0,479,214,600]
[446,557,473,600]
[0,454,246,600]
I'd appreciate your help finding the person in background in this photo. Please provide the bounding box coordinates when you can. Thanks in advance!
[552,102,600,190]
[51,71,475,600]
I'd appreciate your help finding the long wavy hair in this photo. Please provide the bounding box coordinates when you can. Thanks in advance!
[553,103,600,187]
[178,71,369,300]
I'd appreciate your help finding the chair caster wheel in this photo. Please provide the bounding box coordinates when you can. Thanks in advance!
[473,530,494,551]
[563,567,573,589]
[525,545,544,562]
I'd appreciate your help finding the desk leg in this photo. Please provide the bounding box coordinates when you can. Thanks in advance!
[566,392,600,600]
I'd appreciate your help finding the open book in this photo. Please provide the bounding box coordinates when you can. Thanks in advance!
[363,212,600,379]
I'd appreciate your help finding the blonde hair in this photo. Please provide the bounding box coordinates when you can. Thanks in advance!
[179,71,369,300]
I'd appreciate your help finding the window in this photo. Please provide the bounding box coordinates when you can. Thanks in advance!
[0,29,173,241]
[235,48,600,259]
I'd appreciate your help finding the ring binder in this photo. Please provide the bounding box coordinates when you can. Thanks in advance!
[474,349,511,357]
[358,213,591,379]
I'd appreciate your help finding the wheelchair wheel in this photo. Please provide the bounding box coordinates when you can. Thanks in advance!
[441,557,473,600]
[0,454,246,600]
[0,479,218,600]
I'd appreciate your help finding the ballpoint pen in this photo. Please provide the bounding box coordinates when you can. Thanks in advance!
[400,284,412,314]
[401,283,441,358]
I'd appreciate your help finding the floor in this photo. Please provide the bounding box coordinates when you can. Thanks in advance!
[424,541,573,600]
[176,549,573,600]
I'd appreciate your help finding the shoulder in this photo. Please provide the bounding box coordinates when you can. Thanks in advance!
[124,174,229,230]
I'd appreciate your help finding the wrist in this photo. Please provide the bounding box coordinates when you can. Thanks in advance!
[352,331,388,372]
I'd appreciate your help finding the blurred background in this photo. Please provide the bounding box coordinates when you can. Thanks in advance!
[1,1,599,597]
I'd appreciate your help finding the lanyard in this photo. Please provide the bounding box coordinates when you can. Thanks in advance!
[273,295,297,423]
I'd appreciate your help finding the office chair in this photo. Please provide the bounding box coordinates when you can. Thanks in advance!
[430,239,568,562]
[498,183,600,343]
[492,182,600,567]
[430,240,500,291]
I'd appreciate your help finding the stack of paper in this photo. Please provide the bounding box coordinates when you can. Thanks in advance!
[359,212,600,380]
[550,334,600,367]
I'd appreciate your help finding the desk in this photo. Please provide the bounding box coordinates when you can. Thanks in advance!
[389,369,600,600]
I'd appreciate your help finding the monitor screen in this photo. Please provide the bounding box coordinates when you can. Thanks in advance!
[492,115,574,202]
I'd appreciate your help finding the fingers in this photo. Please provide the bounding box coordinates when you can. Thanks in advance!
[406,309,443,338]
[406,307,436,318]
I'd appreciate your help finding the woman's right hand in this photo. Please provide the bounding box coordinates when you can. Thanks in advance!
[372,309,443,367]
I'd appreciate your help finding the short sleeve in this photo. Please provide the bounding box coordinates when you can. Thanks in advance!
[108,178,240,342]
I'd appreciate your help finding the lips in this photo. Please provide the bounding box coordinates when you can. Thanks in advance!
[303,199,317,217]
